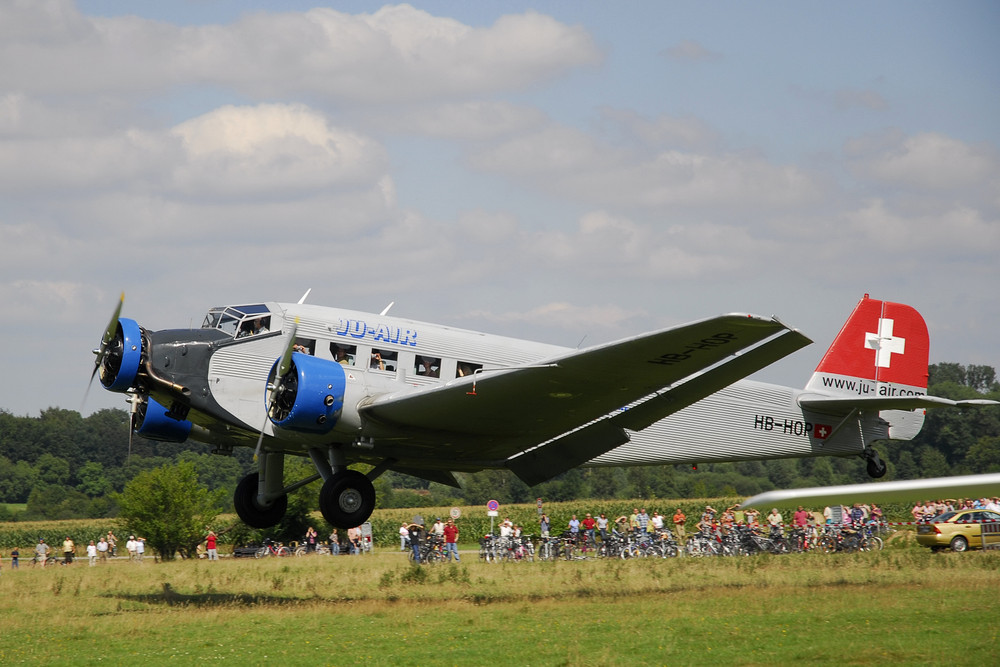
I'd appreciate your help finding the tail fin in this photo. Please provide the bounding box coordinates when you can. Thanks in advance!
[804,295,930,440]
[806,294,930,398]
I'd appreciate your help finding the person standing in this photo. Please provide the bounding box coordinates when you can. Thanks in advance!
[443,519,460,562]
[399,523,409,551]
[406,522,423,564]
[63,536,75,565]
[135,538,145,562]
[539,514,550,538]
[597,513,609,543]
[673,508,686,543]
[35,539,48,566]
[87,540,98,567]
[96,537,108,563]
[10,547,18,570]
[205,531,218,561]
[305,526,318,553]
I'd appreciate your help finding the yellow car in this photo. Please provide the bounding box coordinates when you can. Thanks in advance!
[915,509,1000,552]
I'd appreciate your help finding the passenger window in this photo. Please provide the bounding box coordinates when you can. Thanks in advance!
[415,356,441,378]
[456,362,483,378]
[293,338,315,355]
[331,343,356,366]
[370,348,397,371]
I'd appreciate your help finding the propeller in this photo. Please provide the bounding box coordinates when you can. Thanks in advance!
[83,292,125,409]
[253,318,300,461]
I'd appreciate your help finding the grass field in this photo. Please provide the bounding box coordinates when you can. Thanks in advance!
[1,543,998,666]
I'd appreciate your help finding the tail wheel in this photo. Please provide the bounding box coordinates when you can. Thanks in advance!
[319,470,376,529]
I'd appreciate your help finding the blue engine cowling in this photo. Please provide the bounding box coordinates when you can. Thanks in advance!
[135,396,193,443]
[101,318,143,393]
[267,353,346,434]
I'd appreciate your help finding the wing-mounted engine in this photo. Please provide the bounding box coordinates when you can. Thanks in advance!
[134,395,193,442]
[266,352,346,434]
[99,317,145,393]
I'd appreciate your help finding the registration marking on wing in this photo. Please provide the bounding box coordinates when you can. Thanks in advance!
[647,332,738,365]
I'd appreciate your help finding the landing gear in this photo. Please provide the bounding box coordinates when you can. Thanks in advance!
[233,472,288,529]
[319,470,376,529]
[864,448,887,478]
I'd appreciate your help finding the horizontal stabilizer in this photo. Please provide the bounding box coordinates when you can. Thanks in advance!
[740,473,1000,509]
[799,395,999,413]
[507,420,630,487]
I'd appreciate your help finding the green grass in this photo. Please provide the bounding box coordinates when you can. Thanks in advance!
[1,546,998,665]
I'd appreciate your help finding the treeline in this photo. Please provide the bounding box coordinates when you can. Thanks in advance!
[1,363,997,523]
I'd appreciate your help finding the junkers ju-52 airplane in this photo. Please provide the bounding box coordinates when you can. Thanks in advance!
[88,293,991,529]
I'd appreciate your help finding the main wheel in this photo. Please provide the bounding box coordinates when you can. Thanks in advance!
[234,473,288,529]
[319,470,376,529]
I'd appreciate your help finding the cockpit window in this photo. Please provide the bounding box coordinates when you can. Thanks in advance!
[202,304,272,338]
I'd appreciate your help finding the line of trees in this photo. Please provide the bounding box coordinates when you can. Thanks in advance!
[2,363,997,527]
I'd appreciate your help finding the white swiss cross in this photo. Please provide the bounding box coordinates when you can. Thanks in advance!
[865,317,905,368]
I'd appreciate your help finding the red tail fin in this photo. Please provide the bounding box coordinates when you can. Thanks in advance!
[806,295,930,396]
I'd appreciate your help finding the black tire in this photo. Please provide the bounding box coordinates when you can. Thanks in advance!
[234,473,288,529]
[866,455,887,478]
[950,536,968,553]
[319,470,376,529]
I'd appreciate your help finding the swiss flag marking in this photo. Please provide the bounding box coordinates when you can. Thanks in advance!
[865,317,905,368]
[814,424,831,440]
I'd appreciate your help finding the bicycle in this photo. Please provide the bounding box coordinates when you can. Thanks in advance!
[255,539,290,558]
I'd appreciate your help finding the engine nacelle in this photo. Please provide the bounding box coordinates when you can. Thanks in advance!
[135,396,193,443]
[101,318,144,393]
[267,352,346,434]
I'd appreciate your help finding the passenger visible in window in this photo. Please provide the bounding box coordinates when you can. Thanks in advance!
[253,317,269,335]
[333,346,350,365]
[370,351,385,371]
[457,362,482,378]
[417,356,440,378]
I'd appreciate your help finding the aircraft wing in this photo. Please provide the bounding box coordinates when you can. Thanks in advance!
[359,313,811,481]
[739,473,1000,509]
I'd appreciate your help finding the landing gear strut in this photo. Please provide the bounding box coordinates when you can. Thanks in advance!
[864,448,887,479]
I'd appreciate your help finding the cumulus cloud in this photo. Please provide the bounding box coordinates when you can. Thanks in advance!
[846,130,998,192]
[170,104,388,198]
[471,124,823,211]
[0,2,602,102]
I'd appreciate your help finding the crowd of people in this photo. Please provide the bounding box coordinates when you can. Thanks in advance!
[910,497,1000,520]
[3,530,147,570]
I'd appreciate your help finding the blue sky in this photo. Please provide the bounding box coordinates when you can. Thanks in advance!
[1,1,998,416]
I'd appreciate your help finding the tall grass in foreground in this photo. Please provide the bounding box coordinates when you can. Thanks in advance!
[1,549,997,665]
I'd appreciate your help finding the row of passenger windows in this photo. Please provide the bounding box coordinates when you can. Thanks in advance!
[287,338,483,380]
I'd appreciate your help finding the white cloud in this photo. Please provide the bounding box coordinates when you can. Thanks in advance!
[846,131,998,191]
[0,3,602,102]
[170,104,388,198]
[471,124,823,211]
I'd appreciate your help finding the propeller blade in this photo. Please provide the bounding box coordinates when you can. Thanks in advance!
[276,318,299,378]
[255,318,299,461]
[84,292,125,408]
